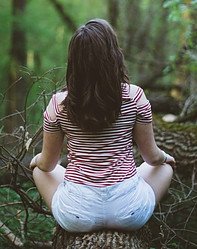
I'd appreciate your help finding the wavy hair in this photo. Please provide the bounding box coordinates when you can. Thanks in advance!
[62,19,129,132]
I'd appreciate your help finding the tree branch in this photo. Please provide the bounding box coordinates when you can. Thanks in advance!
[48,0,77,32]
[0,220,23,247]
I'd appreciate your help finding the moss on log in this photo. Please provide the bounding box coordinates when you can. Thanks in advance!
[52,225,152,249]
[153,118,197,172]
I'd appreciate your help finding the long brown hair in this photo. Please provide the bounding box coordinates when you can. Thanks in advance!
[62,19,129,132]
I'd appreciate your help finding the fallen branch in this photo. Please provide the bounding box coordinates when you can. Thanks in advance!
[0,220,23,248]
[0,220,52,248]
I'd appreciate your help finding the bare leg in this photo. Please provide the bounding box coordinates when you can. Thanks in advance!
[33,164,66,211]
[137,162,173,204]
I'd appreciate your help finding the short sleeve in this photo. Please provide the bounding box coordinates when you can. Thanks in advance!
[133,87,152,124]
[43,95,61,133]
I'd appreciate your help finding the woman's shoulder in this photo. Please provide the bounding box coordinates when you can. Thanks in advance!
[53,91,67,104]
[52,91,67,112]
[125,84,148,106]
[45,91,67,119]
[123,83,142,99]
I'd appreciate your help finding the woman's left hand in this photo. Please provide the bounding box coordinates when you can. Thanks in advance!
[163,151,176,170]
[29,153,41,170]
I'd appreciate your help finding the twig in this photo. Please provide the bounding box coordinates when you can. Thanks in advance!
[186,166,196,198]
[29,240,52,248]
[16,209,25,242]
[174,173,187,199]
[0,202,22,208]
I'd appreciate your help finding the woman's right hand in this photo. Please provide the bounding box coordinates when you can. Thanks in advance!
[29,153,41,170]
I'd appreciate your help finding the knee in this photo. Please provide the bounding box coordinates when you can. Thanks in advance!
[162,163,173,180]
[149,163,174,184]
[32,166,43,182]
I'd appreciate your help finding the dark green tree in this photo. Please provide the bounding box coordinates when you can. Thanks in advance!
[5,0,27,132]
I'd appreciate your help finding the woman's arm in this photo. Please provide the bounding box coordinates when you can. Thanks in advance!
[30,130,64,172]
[133,122,176,167]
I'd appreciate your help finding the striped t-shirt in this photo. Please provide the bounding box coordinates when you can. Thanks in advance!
[43,84,152,187]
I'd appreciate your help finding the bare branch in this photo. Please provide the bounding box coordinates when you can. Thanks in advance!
[48,0,77,31]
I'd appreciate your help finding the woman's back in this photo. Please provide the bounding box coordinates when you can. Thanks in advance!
[43,84,152,186]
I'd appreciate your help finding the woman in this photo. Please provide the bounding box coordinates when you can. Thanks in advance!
[30,19,175,232]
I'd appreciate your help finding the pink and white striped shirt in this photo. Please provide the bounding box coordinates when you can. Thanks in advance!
[43,84,152,187]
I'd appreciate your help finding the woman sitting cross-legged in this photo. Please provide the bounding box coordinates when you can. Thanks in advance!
[30,19,176,232]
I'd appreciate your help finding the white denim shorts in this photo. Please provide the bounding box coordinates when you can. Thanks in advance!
[51,174,156,232]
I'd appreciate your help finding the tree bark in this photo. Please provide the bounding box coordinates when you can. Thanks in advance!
[154,120,197,173]
[108,0,119,29]
[52,225,152,249]
[5,0,27,132]
[149,94,181,114]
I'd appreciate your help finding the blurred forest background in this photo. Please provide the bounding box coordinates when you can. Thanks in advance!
[0,0,197,248]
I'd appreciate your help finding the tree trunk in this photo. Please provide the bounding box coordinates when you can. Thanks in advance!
[5,0,27,132]
[52,225,152,249]
[108,0,119,30]
[138,2,169,89]
[124,0,140,59]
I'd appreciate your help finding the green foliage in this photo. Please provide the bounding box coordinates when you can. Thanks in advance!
[0,0,196,121]
[162,0,197,100]
[163,0,196,39]
[0,0,107,122]
[20,66,66,130]
[23,0,107,71]
[0,185,55,247]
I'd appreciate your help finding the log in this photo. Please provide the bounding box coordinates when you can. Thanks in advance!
[52,225,152,249]
[149,94,181,114]
[153,119,197,173]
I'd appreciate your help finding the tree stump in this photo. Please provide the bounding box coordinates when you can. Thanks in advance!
[52,225,152,249]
